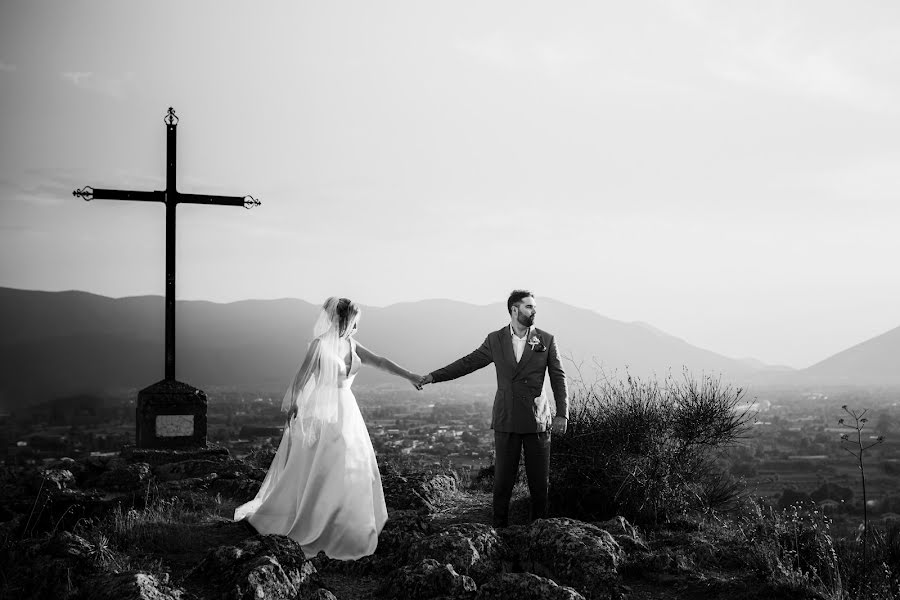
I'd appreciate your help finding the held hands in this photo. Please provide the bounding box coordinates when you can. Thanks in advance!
[409,373,428,391]
[552,416,568,435]
[416,374,434,390]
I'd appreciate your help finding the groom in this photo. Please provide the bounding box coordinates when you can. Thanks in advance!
[419,290,568,527]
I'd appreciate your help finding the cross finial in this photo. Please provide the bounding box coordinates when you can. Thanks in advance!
[73,186,94,201]
[165,107,179,126]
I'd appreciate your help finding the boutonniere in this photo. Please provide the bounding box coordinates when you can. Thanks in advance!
[528,333,547,352]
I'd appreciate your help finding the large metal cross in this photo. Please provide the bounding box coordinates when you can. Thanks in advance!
[73,107,260,382]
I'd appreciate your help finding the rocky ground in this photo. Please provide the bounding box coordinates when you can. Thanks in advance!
[0,445,818,600]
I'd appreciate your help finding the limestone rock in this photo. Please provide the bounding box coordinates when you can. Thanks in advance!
[35,468,76,492]
[377,558,476,599]
[593,516,638,539]
[592,516,648,554]
[121,444,231,468]
[501,518,623,600]
[408,522,509,584]
[153,458,264,483]
[209,459,267,499]
[476,573,586,600]
[216,459,266,481]
[379,509,433,553]
[51,457,86,481]
[243,446,277,469]
[46,530,95,560]
[380,466,459,513]
[2,531,100,598]
[154,459,222,481]
[320,509,432,575]
[208,476,263,501]
[373,509,433,564]
[94,462,152,492]
[417,472,459,505]
[150,463,263,501]
[84,571,185,600]
[158,473,218,493]
[189,534,325,600]
[625,547,695,578]
[297,590,337,600]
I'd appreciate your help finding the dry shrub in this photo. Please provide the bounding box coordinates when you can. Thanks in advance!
[549,367,754,527]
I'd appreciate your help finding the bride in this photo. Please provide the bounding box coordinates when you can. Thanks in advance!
[234,297,422,560]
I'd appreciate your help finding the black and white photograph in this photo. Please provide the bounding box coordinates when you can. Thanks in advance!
[1,2,899,599]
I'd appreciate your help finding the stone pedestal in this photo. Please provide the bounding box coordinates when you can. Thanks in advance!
[136,379,208,449]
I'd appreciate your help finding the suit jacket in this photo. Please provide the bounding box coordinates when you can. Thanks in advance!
[430,326,568,433]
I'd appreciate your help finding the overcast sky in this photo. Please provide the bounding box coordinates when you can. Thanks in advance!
[1,1,899,369]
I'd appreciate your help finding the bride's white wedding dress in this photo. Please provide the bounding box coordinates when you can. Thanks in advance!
[234,338,388,560]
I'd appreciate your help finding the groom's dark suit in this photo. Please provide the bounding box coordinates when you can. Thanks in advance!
[429,326,568,526]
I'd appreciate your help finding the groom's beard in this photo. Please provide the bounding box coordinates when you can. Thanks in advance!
[517,313,535,327]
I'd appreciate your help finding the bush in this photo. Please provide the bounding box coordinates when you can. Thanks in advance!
[549,368,754,527]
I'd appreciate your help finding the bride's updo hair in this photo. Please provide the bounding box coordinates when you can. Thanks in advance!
[331,297,360,338]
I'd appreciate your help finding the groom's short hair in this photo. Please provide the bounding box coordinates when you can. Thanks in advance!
[507,290,534,314]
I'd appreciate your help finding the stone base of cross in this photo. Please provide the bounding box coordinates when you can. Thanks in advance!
[137,380,208,449]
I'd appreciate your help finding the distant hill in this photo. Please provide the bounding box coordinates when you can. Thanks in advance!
[799,325,900,385]
[0,287,792,408]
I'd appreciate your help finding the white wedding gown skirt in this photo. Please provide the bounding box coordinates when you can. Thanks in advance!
[234,367,387,560]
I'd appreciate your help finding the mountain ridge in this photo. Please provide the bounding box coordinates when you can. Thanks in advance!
[1,286,897,407]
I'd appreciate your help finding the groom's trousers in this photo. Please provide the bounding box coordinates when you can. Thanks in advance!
[493,430,551,527]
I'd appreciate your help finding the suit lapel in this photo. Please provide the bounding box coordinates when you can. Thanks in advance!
[513,327,537,376]
[499,326,517,371]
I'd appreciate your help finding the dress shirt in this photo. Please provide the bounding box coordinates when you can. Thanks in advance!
[510,324,531,363]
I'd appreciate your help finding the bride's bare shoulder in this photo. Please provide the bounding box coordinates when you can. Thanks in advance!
[353,340,377,361]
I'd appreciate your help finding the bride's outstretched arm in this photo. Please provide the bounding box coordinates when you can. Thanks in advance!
[355,341,422,389]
